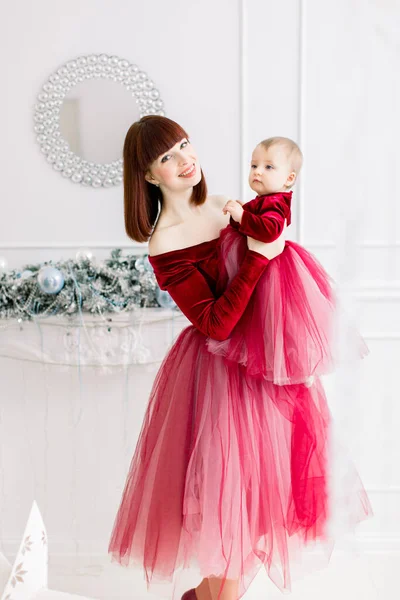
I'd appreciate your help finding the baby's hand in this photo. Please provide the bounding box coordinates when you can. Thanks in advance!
[223,200,244,223]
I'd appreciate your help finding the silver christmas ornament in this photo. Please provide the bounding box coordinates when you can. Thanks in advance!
[37,266,65,294]
[155,287,176,309]
[75,248,94,262]
[0,257,8,272]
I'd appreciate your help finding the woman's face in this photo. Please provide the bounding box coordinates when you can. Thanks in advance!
[145,138,202,192]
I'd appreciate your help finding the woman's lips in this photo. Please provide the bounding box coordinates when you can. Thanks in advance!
[179,164,196,178]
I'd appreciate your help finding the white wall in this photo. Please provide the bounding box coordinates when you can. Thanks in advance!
[1,0,399,598]
[1,0,240,265]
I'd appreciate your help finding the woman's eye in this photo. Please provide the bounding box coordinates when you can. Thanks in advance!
[181,140,188,149]
[161,154,171,163]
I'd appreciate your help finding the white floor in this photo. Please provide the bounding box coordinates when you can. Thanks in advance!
[46,552,395,600]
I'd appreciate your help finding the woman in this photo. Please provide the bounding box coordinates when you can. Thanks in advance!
[108,116,371,600]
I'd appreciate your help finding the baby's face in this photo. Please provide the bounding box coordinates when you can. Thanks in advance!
[248,144,293,195]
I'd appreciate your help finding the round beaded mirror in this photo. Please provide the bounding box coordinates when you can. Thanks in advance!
[33,54,165,188]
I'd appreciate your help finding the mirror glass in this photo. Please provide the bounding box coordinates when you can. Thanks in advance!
[59,79,139,164]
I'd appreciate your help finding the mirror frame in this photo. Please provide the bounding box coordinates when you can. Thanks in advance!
[33,54,165,188]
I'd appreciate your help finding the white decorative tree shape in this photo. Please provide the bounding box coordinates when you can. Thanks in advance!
[0,501,96,600]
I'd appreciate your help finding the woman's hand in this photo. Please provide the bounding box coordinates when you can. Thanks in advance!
[247,228,285,259]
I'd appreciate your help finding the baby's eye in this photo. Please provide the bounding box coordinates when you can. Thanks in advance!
[265,165,273,170]
[161,154,171,163]
[251,164,257,169]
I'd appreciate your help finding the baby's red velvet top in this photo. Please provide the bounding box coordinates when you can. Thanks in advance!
[148,238,270,341]
[230,191,292,242]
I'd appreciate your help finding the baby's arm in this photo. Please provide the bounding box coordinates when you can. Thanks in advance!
[227,197,288,243]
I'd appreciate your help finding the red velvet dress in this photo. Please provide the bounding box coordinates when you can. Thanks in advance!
[108,239,372,600]
[207,192,368,384]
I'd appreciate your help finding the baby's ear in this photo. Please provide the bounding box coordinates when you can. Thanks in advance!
[286,171,297,186]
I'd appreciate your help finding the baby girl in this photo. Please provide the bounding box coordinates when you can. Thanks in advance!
[206,137,368,385]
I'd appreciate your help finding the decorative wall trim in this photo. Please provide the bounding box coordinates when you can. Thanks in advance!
[363,333,400,341]
[305,241,400,248]
[1,240,399,249]
[0,243,144,250]
[340,286,400,298]
[356,291,400,300]
[1,537,399,560]
[365,486,400,493]
[297,0,306,245]
[239,0,247,204]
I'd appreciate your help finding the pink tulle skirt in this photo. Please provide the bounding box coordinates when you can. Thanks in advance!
[207,229,368,384]
[108,325,372,599]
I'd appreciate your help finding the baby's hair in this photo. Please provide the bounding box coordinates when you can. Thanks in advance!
[259,137,303,188]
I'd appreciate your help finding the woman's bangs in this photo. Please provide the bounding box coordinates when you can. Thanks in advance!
[139,118,188,169]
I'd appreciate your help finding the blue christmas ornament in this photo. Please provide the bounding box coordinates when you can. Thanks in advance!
[37,266,65,294]
[135,255,153,273]
[134,257,145,272]
[143,255,153,271]
[155,287,176,309]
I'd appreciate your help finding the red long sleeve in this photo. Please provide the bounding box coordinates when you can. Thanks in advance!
[231,192,292,243]
[149,248,269,341]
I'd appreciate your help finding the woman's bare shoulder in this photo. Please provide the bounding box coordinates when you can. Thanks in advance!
[148,225,182,257]
[148,195,230,256]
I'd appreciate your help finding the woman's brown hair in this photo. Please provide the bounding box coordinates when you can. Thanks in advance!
[123,115,208,242]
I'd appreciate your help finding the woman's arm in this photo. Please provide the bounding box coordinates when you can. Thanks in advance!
[156,234,285,340]
[155,248,273,341]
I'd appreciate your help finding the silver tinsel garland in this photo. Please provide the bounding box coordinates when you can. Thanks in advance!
[0,248,176,321]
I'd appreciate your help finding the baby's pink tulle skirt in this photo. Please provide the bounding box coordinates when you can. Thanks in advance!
[207,228,368,384]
